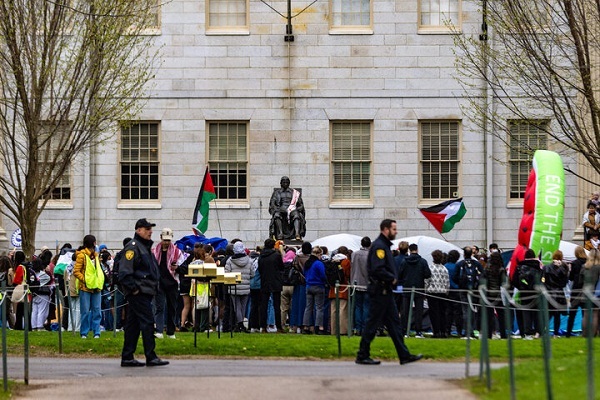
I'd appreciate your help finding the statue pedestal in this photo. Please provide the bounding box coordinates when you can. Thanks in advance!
[282,238,303,246]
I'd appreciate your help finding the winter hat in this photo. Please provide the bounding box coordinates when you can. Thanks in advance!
[283,249,296,263]
[233,241,246,255]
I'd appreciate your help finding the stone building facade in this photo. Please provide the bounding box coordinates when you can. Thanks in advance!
[0,0,584,252]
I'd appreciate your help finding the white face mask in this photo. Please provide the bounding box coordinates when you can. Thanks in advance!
[490,249,498,253]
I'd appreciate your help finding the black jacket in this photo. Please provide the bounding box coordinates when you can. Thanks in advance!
[398,253,431,289]
[118,233,160,296]
[367,233,397,291]
[258,248,283,292]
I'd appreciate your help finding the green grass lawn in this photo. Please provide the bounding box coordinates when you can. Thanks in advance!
[0,330,597,399]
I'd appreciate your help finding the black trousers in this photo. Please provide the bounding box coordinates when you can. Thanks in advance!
[357,290,411,362]
[401,291,424,336]
[122,293,157,362]
[427,294,447,337]
[154,285,178,336]
[260,290,281,330]
[249,289,262,329]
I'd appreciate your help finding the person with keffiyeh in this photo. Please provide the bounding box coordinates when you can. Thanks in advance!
[152,228,184,339]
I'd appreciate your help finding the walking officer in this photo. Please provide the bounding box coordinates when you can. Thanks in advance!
[119,218,169,367]
[356,219,423,365]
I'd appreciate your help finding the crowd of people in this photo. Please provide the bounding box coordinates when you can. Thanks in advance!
[1,223,599,344]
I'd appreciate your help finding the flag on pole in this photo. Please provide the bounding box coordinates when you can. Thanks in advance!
[419,198,467,234]
[192,166,216,235]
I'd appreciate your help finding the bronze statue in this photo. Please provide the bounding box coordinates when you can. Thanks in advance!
[269,176,306,241]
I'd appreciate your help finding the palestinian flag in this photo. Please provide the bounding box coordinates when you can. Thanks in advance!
[192,166,216,235]
[419,198,467,234]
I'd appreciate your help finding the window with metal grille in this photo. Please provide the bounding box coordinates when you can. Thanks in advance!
[419,0,461,31]
[331,0,371,28]
[120,122,160,201]
[207,0,248,31]
[331,122,371,201]
[420,121,460,200]
[208,122,248,200]
[508,120,548,199]
[39,123,71,201]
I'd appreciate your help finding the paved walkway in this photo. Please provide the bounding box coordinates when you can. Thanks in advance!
[4,357,497,399]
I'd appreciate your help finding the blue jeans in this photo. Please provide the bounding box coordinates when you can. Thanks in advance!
[353,290,370,333]
[80,290,102,336]
[303,285,326,328]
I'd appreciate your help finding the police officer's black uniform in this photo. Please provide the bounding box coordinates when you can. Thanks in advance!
[356,232,421,365]
[119,220,168,367]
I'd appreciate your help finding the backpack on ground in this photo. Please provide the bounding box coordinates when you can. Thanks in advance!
[325,259,345,287]
[458,259,480,289]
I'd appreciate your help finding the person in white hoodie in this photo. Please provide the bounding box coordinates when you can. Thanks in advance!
[225,241,253,332]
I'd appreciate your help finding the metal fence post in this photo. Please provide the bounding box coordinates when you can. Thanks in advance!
[407,287,415,337]
[1,282,8,392]
[23,288,29,385]
[56,286,63,354]
[502,287,516,400]
[537,288,553,400]
[465,290,472,379]
[335,282,341,358]
[585,292,595,400]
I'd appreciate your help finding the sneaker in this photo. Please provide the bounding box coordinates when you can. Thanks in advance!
[414,334,425,339]
[250,328,258,333]
[93,335,100,339]
[154,333,164,339]
[267,326,277,333]
[167,334,176,339]
[81,335,87,339]
[523,335,534,340]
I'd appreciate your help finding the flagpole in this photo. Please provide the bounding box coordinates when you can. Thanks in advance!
[423,219,448,242]
[213,198,223,238]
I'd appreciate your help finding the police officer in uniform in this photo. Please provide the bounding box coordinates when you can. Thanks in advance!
[119,218,169,367]
[356,219,423,365]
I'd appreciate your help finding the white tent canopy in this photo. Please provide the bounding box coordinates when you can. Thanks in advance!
[392,235,463,264]
[311,233,362,253]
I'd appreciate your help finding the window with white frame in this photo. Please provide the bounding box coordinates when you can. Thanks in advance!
[120,122,160,201]
[508,120,548,200]
[39,123,71,201]
[331,121,372,201]
[208,122,248,200]
[330,0,372,30]
[207,0,249,32]
[420,121,460,200]
[418,0,461,32]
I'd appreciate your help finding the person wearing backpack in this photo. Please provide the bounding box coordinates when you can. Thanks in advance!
[31,257,52,331]
[302,246,328,334]
[398,243,431,338]
[453,246,483,338]
[280,248,298,331]
[581,248,600,337]
[327,246,352,335]
[11,251,35,330]
[73,234,104,339]
[566,246,587,337]
[542,250,569,337]
[512,248,543,339]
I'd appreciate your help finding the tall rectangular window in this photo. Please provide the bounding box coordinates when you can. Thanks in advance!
[420,121,460,200]
[508,120,548,199]
[330,0,372,30]
[208,122,248,200]
[207,0,249,33]
[419,0,461,32]
[39,123,71,201]
[120,122,160,201]
[331,121,372,201]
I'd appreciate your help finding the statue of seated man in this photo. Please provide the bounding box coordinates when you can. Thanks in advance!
[269,176,306,241]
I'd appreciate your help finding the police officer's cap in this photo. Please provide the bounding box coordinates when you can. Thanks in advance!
[135,218,156,229]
